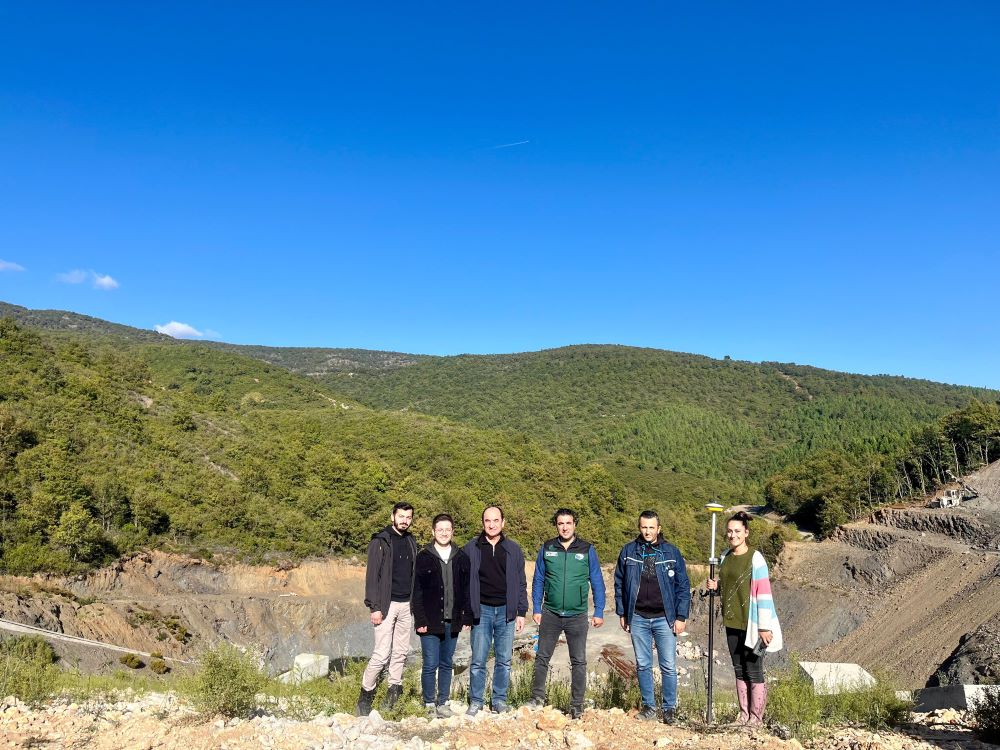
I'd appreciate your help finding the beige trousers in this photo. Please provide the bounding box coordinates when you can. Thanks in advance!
[361,600,412,690]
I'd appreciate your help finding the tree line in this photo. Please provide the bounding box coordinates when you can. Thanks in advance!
[765,399,1000,535]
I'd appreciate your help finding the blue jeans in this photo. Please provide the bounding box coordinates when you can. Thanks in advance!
[469,604,516,708]
[630,614,677,710]
[420,622,458,705]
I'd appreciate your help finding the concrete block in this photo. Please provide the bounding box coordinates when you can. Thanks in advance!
[912,684,994,712]
[798,661,876,695]
[278,653,329,684]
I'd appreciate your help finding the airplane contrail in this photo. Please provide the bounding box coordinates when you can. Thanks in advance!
[488,140,531,150]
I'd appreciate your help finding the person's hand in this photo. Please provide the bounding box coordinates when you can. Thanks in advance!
[592,617,604,628]
[370,611,383,626]
[619,616,630,633]
[673,620,686,636]
[515,616,525,633]
[759,630,772,646]
[462,624,470,632]
[533,613,542,626]
[416,626,427,633]
[705,578,718,591]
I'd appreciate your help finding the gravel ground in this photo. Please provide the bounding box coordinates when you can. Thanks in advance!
[0,695,993,750]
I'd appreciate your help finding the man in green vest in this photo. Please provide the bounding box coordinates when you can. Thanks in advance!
[526,508,606,719]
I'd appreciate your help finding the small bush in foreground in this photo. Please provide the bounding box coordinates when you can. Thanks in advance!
[767,662,910,738]
[188,644,266,718]
[0,637,59,705]
[971,685,1000,744]
[119,653,145,669]
[591,668,643,711]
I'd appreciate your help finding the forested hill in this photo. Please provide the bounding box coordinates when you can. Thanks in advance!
[0,301,423,376]
[3,301,998,555]
[6,302,993,488]
[320,346,999,487]
[3,319,702,574]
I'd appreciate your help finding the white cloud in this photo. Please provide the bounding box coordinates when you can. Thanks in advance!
[0,260,25,272]
[56,269,120,290]
[92,273,119,290]
[57,269,89,284]
[155,321,205,339]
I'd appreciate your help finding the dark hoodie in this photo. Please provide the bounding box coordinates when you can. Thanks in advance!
[364,525,418,618]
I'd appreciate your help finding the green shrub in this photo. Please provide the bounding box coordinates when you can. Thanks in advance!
[506,662,534,707]
[0,637,59,705]
[258,659,427,721]
[591,668,642,711]
[149,658,169,675]
[971,685,1000,744]
[768,669,823,737]
[188,644,266,718]
[0,635,56,664]
[767,662,910,738]
[825,676,910,729]
[119,653,145,669]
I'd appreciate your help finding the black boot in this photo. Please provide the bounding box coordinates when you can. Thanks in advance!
[356,686,376,716]
[384,683,403,710]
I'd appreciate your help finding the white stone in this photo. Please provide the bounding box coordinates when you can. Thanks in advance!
[277,653,330,684]
[798,662,876,696]
[566,731,594,749]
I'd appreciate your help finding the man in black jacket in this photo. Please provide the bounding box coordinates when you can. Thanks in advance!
[412,513,473,717]
[463,505,528,715]
[357,501,418,716]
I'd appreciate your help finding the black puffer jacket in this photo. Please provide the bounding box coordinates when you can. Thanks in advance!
[411,544,474,635]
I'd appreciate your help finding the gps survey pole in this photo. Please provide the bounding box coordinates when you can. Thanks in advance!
[704,502,725,724]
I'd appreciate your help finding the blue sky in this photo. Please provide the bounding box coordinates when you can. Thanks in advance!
[2,3,998,388]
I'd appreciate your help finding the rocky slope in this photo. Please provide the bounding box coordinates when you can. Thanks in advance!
[930,613,1000,686]
[777,460,1000,688]
[0,552,373,673]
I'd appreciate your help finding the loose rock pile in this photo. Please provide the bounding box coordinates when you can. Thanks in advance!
[0,695,993,750]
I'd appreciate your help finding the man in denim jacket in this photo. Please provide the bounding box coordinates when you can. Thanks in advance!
[614,510,691,724]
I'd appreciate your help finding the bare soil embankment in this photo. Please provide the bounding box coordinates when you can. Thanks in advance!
[777,459,1000,688]
[0,552,372,673]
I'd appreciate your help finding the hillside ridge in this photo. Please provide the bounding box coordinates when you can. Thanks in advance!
[4,299,998,389]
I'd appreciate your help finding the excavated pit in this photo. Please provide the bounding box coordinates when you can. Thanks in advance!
[1,552,375,673]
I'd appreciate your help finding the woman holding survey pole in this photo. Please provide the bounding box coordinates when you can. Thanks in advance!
[705,511,782,727]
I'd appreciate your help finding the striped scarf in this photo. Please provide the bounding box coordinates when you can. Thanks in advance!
[720,548,783,653]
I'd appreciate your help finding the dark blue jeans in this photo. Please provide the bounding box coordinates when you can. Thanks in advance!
[629,614,677,711]
[420,622,458,704]
[469,604,515,708]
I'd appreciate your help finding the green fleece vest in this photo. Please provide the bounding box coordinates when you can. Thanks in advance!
[541,538,592,616]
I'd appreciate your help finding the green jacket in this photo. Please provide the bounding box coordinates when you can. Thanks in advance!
[532,536,607,618]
